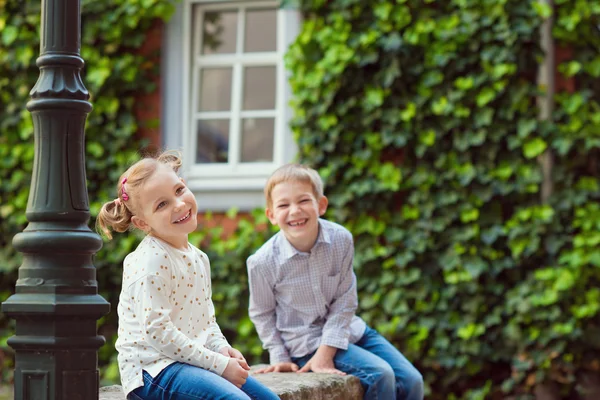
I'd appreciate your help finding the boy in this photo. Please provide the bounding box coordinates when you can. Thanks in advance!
[247,164,424,400]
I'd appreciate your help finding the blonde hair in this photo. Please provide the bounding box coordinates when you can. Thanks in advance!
[264,163,324,209]
[96,150,182,239]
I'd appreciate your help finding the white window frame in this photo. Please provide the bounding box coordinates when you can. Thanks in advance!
[162,0,300,211]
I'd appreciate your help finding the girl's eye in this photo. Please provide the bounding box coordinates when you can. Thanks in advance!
[278,204,288,209]
[156,201,167,210]
[300,199,310,203]
[176,186,185,195]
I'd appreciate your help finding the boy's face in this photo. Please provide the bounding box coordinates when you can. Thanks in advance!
[131,165,198,250]
[266,180,328,252]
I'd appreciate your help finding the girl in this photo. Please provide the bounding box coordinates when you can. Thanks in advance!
[97,151,279,400]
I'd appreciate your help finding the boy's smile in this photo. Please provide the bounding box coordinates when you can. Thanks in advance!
[267,180,328,252]
[289,219,307,227]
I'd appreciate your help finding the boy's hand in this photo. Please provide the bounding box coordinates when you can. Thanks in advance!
[254,362,300,373]
[298,345,346,376]
[219,346,250,370]
[222,358,250,388]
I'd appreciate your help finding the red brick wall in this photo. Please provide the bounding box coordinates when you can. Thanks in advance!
[197,213,268,238]
[555,45,575,93]
[135,19,163,155]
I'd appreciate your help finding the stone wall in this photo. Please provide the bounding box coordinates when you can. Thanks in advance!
[99,365,363,400]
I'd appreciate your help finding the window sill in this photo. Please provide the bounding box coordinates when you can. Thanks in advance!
[188,176,267,212]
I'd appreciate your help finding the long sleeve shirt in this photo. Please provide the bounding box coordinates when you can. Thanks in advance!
[116,235,230,395]
[247,219,366,364]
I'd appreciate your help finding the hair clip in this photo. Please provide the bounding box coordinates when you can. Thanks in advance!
[121,178,129,201]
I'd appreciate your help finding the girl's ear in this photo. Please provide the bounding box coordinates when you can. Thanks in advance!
[318,195,328,216]
[131,216,150,232]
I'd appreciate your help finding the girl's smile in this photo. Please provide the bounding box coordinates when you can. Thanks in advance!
[173,210,192,224]
[131,165,198,250]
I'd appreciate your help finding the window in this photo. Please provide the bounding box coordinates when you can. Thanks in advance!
[163,0,300,211]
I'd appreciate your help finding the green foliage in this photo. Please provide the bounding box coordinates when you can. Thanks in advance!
[0,0,176,385]
[284,0,600,398]
[3,0,600,398]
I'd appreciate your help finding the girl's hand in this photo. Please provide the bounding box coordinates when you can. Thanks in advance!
[222,358,250,388]
[219,347,249,370]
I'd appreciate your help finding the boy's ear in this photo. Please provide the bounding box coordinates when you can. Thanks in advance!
[265,207,278,226]
[131,215,150,232]
[318,196,328,216]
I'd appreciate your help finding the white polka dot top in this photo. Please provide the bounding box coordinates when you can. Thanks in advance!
[115,235,230,396]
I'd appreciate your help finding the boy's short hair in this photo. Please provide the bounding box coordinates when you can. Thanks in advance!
[265,164,324,208]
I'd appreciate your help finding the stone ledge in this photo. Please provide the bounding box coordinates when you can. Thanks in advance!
[100,365,363,400]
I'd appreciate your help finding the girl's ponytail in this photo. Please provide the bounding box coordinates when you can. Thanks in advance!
[96,198,134,240]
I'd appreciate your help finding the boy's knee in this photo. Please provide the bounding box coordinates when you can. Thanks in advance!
[376,363,396,387]
[402,368,424,398]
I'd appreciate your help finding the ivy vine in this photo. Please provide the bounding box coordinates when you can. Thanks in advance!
[285,0,600,398]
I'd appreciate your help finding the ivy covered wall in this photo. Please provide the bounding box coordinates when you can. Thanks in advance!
[2,0,600,399]
[284,0,600,398]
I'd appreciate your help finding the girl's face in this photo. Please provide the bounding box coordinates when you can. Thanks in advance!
[131,165,198,250]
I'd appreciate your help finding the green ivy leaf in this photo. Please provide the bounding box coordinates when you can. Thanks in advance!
[533,1,553,19]
[523,138,547,159]
[476,87,495,107]
[419,129,436,146]
[517,119,537,138]
[460,208,479,223]
[457,323,485,340]
[2,25,18,46]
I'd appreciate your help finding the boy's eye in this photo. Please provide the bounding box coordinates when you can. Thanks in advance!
[176,186,185,195]
[156,201,167,210]
[278,204,289,208]
[300,199,310,203]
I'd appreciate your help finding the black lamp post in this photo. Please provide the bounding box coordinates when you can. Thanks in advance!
[1,0,111,399]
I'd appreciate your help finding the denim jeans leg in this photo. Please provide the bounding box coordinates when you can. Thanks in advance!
[240,376,280,400]
[333,344,397,400]
[294,347,396,400]
[130,362,253,400]
[356,326,424,400]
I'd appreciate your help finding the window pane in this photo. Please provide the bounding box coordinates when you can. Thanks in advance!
[240,118,274,162]
[201,10,237,55]
[199,68,232,112]
[244,8,277,53]
[196,120,229,164]
[243,66,276,110]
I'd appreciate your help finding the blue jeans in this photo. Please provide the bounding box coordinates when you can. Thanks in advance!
[292,326,424,400]
[128,362,280,400]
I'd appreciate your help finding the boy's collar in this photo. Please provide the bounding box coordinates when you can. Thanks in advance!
[277,219,331,262]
